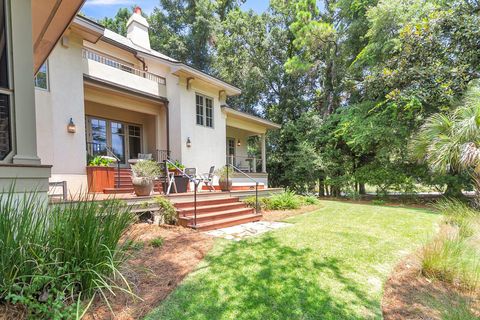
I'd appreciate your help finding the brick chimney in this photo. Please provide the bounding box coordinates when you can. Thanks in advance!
[126,7,151,50]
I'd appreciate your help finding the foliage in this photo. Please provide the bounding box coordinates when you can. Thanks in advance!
[0,190,135,318]
[214,166,233,179]
[244,191,307,211]
[300,195,320,205]
[371,199,386,206]
[154,196,177,225]
[131,160,161,179]
[88,156,114,167]
[421,198,480,291]
[167,160,185,171]
[150,237,164,248]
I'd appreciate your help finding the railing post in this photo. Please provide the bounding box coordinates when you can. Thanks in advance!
[226,163,229,192]
[255,182,259,214]
[194,180,197,227]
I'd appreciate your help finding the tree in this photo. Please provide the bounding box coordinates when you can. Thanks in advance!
[98,7,132,36]
[411,81,480,198]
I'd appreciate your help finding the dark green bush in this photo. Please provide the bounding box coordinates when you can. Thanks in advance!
[243,191,318,211]
[154,196,177,224]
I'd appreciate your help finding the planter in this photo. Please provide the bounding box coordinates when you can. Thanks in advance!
[87,166,114,193]
[132,177,154,196]
[162,176,189,194]
[218,177,232,191]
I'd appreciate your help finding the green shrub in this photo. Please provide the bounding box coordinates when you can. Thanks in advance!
[126,239,144,251]
[150,237,164,248]
[88,155,113,167]
[131,160,161,178]
[0,190,135,318]
[300,195,320,205]
[371,199,386,206]
[434,198,479,238]
[154,196,177,224]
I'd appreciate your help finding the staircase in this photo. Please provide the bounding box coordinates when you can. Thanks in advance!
[103,168,162,194]
[173,195,262,231]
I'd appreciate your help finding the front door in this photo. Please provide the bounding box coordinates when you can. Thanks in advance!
[86,117,142,165]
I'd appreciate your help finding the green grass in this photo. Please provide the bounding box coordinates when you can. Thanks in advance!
[145,201,441,320]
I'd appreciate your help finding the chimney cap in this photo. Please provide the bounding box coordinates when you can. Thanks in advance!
[134,6,142,14]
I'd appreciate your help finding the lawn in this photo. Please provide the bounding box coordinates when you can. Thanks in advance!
[145,201,441,320]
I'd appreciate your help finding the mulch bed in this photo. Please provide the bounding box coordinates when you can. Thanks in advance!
[84,223,214,320]
[382,254,480,320]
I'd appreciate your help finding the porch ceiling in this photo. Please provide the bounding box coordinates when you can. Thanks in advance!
[223,106,281,134]
[32,0,85,73]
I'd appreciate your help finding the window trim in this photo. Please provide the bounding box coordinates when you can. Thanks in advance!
[195,93,214,129]
[34,60,49,91]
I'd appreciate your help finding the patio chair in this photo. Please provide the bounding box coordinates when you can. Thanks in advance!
[199,166,215,192]
[158,161,177,195]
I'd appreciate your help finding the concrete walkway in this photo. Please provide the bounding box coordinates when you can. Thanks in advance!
[204,221,292,241]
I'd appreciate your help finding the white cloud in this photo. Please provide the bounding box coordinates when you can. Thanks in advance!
[84,0,135,6]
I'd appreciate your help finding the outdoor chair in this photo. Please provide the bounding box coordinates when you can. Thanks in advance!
[158,161,177,195]
[199,166,215,192]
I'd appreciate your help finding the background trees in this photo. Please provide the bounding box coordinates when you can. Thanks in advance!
[93,0,480,195]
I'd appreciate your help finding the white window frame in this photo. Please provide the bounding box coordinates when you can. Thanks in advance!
[195,93,214,128]
[34,61,49,91]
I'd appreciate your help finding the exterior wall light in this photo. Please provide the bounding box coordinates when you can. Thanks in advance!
[237,139,241,147]
[67,118,76,133]
[186,137,192,148]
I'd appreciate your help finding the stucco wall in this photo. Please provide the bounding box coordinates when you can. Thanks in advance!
[35,35,88,193]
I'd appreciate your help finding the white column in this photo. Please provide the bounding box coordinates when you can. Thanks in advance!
[10,0,41,165]
[261,133,266,173]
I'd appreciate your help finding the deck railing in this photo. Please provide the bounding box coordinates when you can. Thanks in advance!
[82,48,167,85]
[226,155,264,173]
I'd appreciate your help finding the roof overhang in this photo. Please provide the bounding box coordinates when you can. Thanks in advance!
[222,106,281,134]
[32,0,86,73]
[70,16,104,43]
[135,52,242,97]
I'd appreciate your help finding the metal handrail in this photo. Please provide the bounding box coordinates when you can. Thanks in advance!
[226,163,260,214]
[164,159,201,228]
[82,48,167,85]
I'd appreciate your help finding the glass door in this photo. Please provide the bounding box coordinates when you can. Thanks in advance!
[86,117,142,166]
[226,137,235,165]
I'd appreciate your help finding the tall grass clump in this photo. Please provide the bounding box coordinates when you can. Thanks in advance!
[0,191,135,319]
[243,191,319,211]
[421,198,480,292]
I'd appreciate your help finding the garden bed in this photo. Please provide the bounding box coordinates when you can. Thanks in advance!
[84,224,213,320]
[382,254,480,320]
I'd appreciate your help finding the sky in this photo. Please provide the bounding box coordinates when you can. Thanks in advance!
[81,0,270,20]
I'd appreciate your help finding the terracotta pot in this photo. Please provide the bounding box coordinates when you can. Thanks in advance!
[132,177,154,196]
[218,177,232,191]
[87,166,114,193]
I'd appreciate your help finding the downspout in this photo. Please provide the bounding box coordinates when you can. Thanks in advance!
[165,101,170,157]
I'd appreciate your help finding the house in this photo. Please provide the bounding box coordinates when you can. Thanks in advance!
[34,8,280,196]
[0,0,85,197]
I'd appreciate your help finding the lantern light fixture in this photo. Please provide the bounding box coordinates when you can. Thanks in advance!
[67,118,76,133]
[186,137,192,148]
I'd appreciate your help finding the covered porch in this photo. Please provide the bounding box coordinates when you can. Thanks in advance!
[223,107,281,188]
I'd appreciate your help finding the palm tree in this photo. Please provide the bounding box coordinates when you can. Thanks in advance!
[411,80,480,198]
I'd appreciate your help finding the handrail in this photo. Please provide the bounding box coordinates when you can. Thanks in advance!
[226,163,260,214]
[164,159,201,228]
[82,48,167,85]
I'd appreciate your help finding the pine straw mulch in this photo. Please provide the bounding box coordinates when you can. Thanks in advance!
[84,223,214,320]
[382,254,480,320]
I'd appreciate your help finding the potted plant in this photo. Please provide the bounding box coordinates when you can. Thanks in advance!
[86,156,115,192]
[167,160,185,175]
[131,160,161,196]
[216,166,234,191]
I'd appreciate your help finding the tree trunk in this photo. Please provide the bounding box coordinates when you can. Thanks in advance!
[318,177,325,197]
[359,183,366,195]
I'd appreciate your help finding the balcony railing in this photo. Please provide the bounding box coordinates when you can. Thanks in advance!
[82,48,167,85]
[226,155,264,173]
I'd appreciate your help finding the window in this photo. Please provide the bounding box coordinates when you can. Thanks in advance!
[0,0,11,160]
[34,62,48,90]
[195,93,213,128]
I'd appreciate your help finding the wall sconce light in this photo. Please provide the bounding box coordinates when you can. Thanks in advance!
[67,118,76,133]
[186,137,192,148]
[237,140,241,147]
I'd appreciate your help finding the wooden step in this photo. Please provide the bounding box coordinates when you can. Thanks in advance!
[173,197,240,209]
[178,207,254,226]
[103,186,162,194]
[177,202,247,216]
[189,213,262,231]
